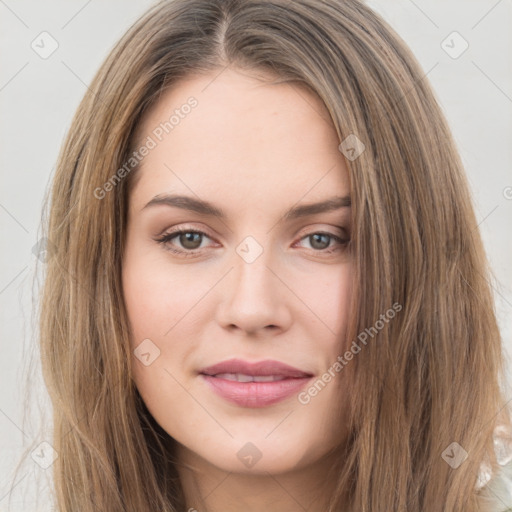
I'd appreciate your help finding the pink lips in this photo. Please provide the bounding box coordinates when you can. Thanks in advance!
[199,358,313,408]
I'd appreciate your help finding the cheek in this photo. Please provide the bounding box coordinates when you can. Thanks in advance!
[294,262,353,348]
[122,251,195,397]
[122,249,203,345]
[122,252,202,421]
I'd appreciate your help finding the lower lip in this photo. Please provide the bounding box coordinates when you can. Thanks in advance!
[201,375,312,408]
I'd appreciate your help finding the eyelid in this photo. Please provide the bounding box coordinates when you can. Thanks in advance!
[157,222,347,241]
[295,223,349,238]
[155,222,214,238]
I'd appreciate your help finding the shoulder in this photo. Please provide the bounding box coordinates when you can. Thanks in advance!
[479,461,512,511]
[477,424,512,512]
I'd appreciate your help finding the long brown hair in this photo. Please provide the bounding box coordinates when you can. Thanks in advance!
[30,0,512,510]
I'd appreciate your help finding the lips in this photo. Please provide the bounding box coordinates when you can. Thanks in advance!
[199,358,313,408]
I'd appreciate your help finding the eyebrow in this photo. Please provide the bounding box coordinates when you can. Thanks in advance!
[141,193,351,220]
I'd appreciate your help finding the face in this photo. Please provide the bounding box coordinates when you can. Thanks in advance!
[122,67,354,477]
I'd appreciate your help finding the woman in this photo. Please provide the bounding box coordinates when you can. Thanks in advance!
[36,0,512,510]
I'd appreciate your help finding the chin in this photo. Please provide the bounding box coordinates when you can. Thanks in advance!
[182,430,329,476]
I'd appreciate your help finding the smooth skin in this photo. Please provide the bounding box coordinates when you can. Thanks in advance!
[122,66,354,511]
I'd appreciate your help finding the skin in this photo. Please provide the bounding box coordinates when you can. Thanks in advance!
[122,66,354,511]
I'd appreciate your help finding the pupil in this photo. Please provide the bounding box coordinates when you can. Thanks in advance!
[311,234,329,250]
[181,232,201,249]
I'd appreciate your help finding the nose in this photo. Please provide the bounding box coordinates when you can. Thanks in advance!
[215,243,292,336]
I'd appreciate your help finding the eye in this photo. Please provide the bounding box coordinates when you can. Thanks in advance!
[155,228,215,257]
[294,232,349,253]
[155,226,350,257]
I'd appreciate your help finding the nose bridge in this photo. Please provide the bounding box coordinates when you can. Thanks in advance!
[232,234,277,301]
[215,234,291,333]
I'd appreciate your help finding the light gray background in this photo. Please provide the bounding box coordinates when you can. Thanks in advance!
[1,1,511,510]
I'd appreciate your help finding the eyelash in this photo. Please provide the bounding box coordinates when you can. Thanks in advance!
[155,226,350,258]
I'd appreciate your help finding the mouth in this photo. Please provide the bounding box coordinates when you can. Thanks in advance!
[199,359,314,408]
[208,373,290,382]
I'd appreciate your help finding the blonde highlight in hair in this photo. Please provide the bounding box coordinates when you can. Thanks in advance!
[34,0,511,510]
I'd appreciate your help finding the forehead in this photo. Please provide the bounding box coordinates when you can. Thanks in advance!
[130,68,350,214]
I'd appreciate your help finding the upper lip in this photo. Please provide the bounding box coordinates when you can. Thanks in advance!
[200,358,313,378]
